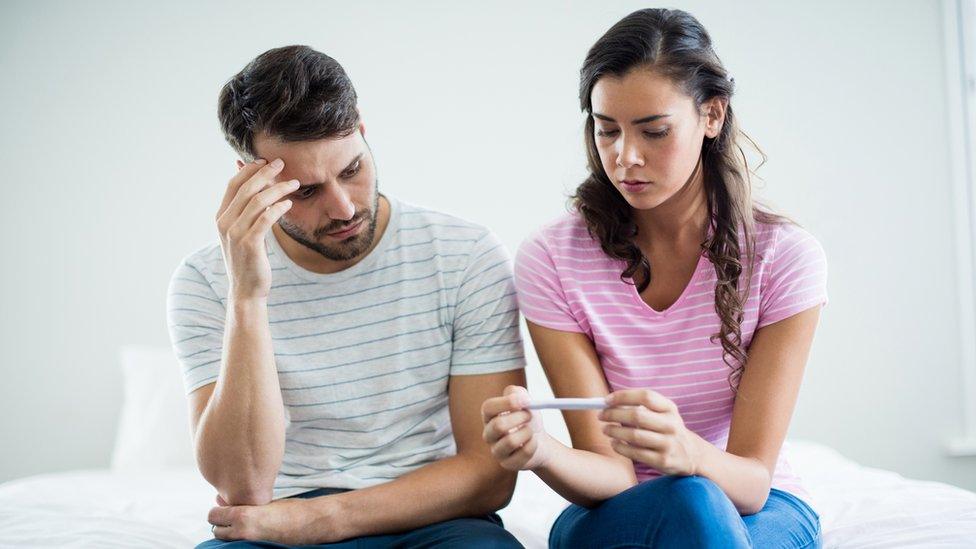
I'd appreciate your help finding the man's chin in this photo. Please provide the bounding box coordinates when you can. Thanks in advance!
[308,231,374,261]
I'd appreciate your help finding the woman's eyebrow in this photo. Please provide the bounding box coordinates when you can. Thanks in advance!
[593,112,671,124]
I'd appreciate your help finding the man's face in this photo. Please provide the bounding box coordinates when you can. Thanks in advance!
[252,125,379,262]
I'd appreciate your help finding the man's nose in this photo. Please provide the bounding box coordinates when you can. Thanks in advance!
[320,183,356,221]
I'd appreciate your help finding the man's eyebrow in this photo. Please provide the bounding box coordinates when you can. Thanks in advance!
[341,153,364,174]
[299,153,364,187]
[592,112,671,124]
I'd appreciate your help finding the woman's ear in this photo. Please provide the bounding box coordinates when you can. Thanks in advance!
[704,98,727,139]
[236,159,245,170]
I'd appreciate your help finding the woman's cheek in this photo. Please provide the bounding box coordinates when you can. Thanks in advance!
[649,140,689,185]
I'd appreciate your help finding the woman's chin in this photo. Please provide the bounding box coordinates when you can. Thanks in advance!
[619,191,666,212]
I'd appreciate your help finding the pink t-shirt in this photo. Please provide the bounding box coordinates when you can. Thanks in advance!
[514,212,828,505]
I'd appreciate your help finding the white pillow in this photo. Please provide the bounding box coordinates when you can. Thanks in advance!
[111,345,196,471]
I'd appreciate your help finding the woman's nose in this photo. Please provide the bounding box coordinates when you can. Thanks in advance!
[616,135,645,169]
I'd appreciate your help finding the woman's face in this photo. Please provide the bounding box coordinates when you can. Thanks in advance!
[590,68,722,211]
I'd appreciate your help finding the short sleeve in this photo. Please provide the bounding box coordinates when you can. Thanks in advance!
[513,231,585,333]
[757,225,829,329]
[450,231,526,376]
[166,260,226,395]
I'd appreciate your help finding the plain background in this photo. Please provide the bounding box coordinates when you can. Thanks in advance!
[2,0,975,492]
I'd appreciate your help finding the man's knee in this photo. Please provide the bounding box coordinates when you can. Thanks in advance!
[413,516,522,548]
[195,540,278,549]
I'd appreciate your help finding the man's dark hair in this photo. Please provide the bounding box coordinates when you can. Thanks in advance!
[218,45,359,160]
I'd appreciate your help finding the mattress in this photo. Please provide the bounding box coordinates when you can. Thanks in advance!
[0,439,974,548]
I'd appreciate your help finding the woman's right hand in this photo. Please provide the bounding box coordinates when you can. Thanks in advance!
[481,385,552,471]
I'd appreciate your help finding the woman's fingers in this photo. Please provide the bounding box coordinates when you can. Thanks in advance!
[483,409,532,444]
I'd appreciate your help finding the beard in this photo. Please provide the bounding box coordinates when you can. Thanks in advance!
[277,186,381,262]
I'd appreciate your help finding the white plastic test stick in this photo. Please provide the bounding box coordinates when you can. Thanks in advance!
[526,397,607,410]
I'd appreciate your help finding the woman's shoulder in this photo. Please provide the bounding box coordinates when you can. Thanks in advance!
[753,217,827,272]
[520,210,599,257]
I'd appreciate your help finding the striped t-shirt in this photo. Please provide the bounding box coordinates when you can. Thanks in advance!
[513,212,827,505]
[166,196,525,499]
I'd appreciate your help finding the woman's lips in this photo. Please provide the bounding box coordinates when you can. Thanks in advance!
[620,180,650,193]
[327,218,365,239]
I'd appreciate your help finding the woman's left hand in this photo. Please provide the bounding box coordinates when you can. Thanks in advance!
[599,389,705,477]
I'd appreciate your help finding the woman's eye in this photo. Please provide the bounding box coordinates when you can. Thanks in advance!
[596,129,619,137]
[645,130,670,139]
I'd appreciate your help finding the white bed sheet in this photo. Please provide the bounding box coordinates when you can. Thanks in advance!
[1,440,974,548]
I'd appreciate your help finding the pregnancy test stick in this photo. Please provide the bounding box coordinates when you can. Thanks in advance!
[526,397,607,410]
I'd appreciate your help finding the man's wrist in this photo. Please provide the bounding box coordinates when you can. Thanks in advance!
[305,491,352,543]
[228,295,268,314]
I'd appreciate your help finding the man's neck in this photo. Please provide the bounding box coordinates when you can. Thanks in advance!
[271,195,391,275]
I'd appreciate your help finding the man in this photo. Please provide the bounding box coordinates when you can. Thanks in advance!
[167,45,526,548]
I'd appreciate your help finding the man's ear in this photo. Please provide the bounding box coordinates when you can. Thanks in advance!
[236,159,245,170]
[356,107,366,138]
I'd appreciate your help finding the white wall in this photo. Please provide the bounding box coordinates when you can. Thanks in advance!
[1,0,974,491]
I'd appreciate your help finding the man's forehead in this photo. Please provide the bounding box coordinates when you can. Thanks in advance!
[252,131,363,180]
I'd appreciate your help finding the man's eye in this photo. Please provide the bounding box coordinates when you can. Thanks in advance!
[294,186,317,200]
[341,162,362,179]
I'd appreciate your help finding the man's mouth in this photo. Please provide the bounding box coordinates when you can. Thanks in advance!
[326,217,365,239]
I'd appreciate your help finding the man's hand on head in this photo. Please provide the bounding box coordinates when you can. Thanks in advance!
[215,158,298,302]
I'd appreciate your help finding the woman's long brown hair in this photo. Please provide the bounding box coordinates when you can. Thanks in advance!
[574,8,789,391]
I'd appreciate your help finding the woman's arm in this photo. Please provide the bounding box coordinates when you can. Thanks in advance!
[529,321,640,506]
[698,305,822,514]
[598,305,823,515]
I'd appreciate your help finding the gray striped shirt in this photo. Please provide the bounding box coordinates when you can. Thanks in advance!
[166,196,525,499]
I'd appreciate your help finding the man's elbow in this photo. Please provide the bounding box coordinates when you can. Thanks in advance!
[479,466,518,513]
[222,484,275,506]
[199,462,276,506]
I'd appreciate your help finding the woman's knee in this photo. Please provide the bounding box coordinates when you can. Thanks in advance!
[655,476,739,522]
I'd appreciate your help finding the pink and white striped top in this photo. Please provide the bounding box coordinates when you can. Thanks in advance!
[514,212,828,506]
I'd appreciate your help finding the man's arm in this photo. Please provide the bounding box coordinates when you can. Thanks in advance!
[183,158,299,506]
[298,369,524,541]
[189,299,284,506]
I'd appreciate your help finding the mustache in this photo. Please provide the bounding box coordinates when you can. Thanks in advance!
[313,209,370,239]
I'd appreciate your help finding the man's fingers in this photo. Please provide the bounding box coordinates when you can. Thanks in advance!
[246,199,294,241]
[236,180,300,232]
[220,158,286,226]
[218,159,267,219]
[211,525,240,541]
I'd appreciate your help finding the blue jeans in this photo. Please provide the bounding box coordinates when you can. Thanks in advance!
[196,487,522,548]
[550,475,821,549]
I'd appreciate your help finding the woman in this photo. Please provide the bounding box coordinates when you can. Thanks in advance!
[482,8,826,548]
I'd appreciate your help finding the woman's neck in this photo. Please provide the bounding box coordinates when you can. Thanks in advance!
[632,156,709,252]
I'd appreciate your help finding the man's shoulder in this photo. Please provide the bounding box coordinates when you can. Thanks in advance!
[168,242,227,298]
[395,200,492,241]
[176,242,225,277]
[392,200,505,264]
